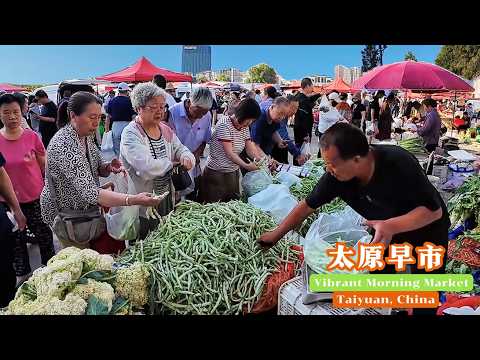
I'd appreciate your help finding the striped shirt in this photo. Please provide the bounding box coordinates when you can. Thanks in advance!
[207,117,250,173]
[145,135,171,195]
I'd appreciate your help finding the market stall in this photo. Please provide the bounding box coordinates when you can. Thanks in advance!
[96,56,193,83]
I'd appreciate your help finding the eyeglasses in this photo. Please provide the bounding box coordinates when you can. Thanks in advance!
[144,104,169,113]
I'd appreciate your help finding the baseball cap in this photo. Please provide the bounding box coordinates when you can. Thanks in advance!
[328,92,340,102]
[117,82,130,92]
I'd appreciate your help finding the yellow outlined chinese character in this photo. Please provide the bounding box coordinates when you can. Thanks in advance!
[385,243,416,272]
[355,243,386,271]
[326,242,356,271]
[415,242,446,272]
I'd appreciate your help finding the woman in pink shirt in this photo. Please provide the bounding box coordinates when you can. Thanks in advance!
[0,94,55,281]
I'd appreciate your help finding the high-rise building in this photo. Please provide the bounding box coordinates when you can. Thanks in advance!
[334,65,351,84]
[334,65,363,84]
[350,67,362,83]
[181,45,212,76]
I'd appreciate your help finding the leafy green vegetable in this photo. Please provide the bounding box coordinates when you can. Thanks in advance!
[109,296,130,315]
[86,295,110,315]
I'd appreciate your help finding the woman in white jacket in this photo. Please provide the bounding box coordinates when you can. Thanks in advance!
[120,83,195,238]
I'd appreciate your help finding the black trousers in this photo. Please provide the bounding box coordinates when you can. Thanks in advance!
[373,221,449,315]
[425,144,437,153]
[0,204,16,307]
[13,200,55,276]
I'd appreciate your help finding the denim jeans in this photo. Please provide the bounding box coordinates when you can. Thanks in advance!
[112,121,130,157]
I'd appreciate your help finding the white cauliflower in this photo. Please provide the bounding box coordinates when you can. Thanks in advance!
[5,294,87,315]
[79,249,114,272]
[71,279,115,311]
[31,256,83,298]
[47,247,81,266]
[114,262,150,308]
[97,254,115,271]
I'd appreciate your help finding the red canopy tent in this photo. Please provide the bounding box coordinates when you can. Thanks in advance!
[322,77,351,93]
[96,56,193,83]
[0,83,26,92]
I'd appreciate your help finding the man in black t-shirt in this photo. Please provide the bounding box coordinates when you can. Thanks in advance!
[293,78,322,153]
[259,124,450,314]
[35,90,58,148]
[351,91,367,131]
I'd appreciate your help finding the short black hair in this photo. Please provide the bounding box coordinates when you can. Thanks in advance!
[234,98,261,123]
[320,122,369,160]
[63,89,72,98]
[301,77,313,89]
[255,89,261,95]
[339,92,348,101]
[12,92,27,109]
[152,74,167,89]
[0,93,22,109]
[28,94,37,104]
[35,90,48,99]
[264,86,278,99]
[286,94,298,102]
[423,98,437,108]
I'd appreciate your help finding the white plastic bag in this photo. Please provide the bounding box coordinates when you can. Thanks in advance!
[304,210,371,275]
[101,131,115,162]
[300,141,312,158]
[248,184,298,224]
[105,173,139,241]
[275,171,301,188]
[241,169,273,197]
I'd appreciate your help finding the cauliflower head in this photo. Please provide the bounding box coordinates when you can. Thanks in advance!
[79,249,114,273]
[31,256,83,298]
[47,247,81,266]
[114,262,150,308]
[5,294,87,315]
[71,279,115,312]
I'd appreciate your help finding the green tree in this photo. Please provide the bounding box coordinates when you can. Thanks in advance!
[195,74,208,83]
[245,63,278,83]
[404,51,417,61]
[435,45,480,80]
[377,45,388,65]
[216,73,230,82]
[361,45,379,72]
[361,45,389,72]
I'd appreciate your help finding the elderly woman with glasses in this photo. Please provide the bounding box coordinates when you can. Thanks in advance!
[120,82,195,239]
[169,87,214,201]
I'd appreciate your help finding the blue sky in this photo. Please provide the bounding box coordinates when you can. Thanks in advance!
[0,45,441,84]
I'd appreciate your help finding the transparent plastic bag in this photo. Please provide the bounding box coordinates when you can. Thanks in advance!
[101,131,115,162]
[105,173,139,241]
[275,171,301,188]
[248,184,298,224]
[300,141,312,159]
[304,210,371,274]
[241,169,273,197]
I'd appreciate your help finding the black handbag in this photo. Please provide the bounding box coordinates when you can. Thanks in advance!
[171,165,192,191]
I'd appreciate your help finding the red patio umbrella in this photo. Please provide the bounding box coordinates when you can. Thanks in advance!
[0,83,26,92]
[352,61,474,92]
[96,56,193,83]
[323,77,351,93]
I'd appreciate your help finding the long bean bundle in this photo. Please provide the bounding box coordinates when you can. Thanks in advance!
[117,201,300,315]
[398,137,428,155]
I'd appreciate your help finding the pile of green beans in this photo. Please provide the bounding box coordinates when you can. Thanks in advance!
[117,201,300,315]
